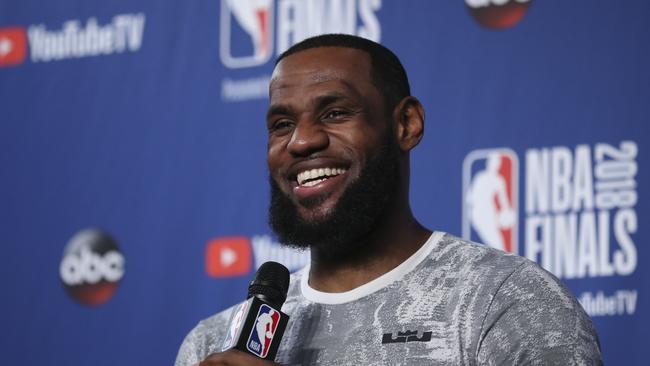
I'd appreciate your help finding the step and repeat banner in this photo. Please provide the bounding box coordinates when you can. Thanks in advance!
[1,1,647,365]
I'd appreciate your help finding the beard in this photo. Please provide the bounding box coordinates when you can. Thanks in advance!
[268,131,400,259]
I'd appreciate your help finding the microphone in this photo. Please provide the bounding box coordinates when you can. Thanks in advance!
[221,261,290,360]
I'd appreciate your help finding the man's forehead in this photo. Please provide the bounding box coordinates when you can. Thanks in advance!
[269,47,373,96]
[273,47,370,79]
[270,69,350,91]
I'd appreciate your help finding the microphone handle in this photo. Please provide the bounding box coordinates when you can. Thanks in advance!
[221,296,289,360]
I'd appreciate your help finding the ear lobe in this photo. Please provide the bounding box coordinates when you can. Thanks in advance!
[393,96,425,152]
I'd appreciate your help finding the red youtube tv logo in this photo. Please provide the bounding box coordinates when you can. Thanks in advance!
[0,27,27,67]
[205,237,252,277]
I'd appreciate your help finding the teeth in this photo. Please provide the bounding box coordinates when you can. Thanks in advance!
[303,178,325,187]
[297,167,347,186]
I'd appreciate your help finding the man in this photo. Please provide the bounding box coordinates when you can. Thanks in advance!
[176,34,601,365]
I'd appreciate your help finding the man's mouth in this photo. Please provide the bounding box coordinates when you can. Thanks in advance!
[296,167,347,187]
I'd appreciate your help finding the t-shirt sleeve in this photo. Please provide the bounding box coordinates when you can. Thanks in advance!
[477,261,602,365]
[174,322,209,366]
[174,308,235,366]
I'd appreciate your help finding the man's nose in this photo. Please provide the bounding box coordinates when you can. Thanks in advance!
[287,121,329,157]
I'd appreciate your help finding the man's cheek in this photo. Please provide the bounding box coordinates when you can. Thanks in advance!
[270,174,287,192]
[266,139,285,162]
[267,156,285,181]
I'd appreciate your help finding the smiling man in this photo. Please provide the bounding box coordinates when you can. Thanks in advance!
[176,34,601,365]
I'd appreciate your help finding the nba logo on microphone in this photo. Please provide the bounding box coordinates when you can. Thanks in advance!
[462,148,519,254]
[222,301,249,351]
[220,0,274,68]
[246,304,280,358]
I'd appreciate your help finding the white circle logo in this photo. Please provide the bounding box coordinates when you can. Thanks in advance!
[59,229,125,306]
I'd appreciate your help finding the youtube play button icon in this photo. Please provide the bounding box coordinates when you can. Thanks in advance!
[205,237,252,277]
[0,27,27,67]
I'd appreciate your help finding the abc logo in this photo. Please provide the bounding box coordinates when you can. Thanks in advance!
[466,0,532,29]
[59,229,125,306]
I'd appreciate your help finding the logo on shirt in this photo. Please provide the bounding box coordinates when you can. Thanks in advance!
[382,330,433,344]
[465,0,532,29]
[0,27,27,67]
[246,304,280,358]
[463,148,519,253]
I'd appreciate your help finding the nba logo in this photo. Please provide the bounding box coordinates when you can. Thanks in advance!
[220,0,274,68]
[222,301,249,351]
[462,148,519,253]
[246,304,280,358]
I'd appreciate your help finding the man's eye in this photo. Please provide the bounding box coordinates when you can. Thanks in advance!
[323,110,347,120]
[270,120,293,133]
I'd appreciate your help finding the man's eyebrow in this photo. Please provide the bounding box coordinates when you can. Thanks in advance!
[266,92,353,120]
[313,93,347,111]
[266,104,294,120]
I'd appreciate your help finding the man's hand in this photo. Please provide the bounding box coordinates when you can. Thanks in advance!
[196,349,281,366]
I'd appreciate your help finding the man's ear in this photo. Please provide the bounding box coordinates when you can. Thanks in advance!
[393,96,425,152]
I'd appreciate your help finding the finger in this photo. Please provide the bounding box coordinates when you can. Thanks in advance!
[200,349,280,366]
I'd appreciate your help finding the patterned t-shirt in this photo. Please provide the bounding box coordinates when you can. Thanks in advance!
[175,232,602,365]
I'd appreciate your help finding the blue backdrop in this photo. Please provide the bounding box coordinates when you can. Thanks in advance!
[1,1,647,364]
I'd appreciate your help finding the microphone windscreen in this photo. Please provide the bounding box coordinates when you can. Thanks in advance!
[247,261,290,308]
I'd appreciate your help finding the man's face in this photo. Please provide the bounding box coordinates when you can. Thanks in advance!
[266,47,400,253]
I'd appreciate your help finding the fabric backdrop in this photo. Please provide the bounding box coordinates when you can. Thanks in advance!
[1,1,647,364]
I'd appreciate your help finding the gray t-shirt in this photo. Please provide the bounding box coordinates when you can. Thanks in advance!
[175,232,602,365]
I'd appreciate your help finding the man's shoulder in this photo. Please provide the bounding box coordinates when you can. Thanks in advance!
[430,232,530,281]
[427,233,582,311]
[432,233,601,363]
[174,303,238,366]
[433,233,573,297]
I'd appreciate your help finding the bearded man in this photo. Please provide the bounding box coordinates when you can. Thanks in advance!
[176,34,601,366]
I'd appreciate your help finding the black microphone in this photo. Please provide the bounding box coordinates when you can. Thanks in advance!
[221,261,290,360]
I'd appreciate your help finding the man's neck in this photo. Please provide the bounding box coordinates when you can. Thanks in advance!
[307,209,431,293]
